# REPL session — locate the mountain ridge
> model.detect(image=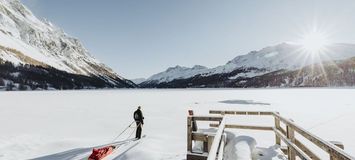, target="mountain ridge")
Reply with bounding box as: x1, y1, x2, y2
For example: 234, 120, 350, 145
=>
0, 0, 136, 90
140, 42, 355, 88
